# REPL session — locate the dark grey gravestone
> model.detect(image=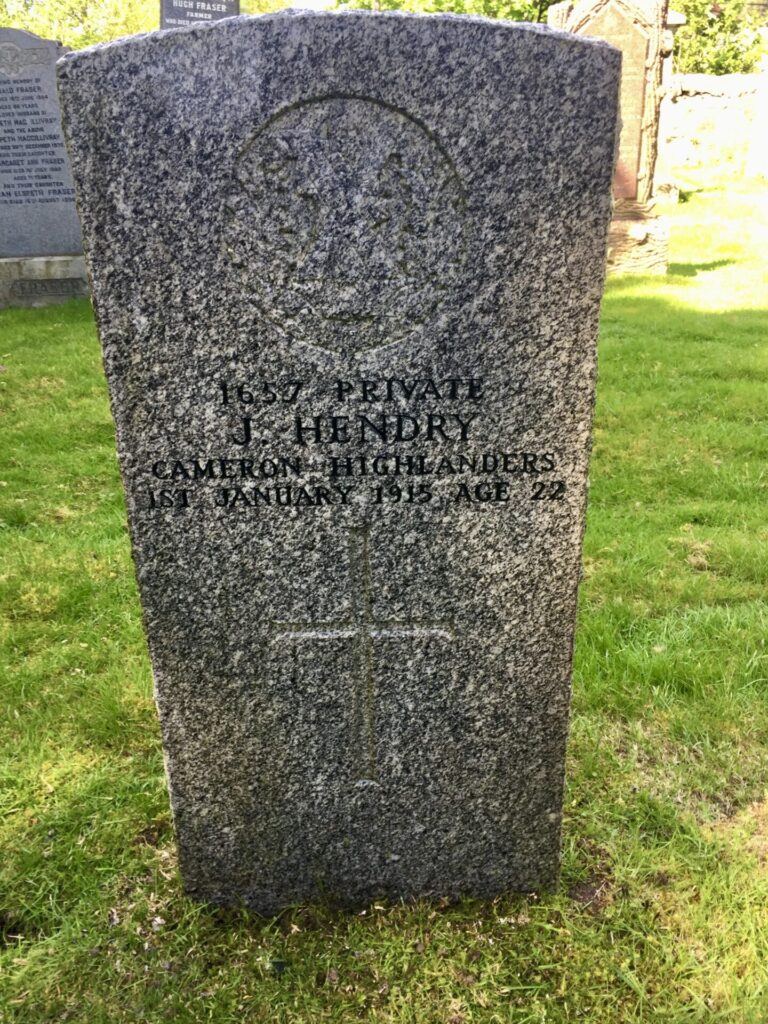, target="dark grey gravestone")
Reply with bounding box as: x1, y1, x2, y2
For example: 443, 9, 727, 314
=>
58, 12, 619, 912
0, 28, 82, 257
160, 0, 239, 30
